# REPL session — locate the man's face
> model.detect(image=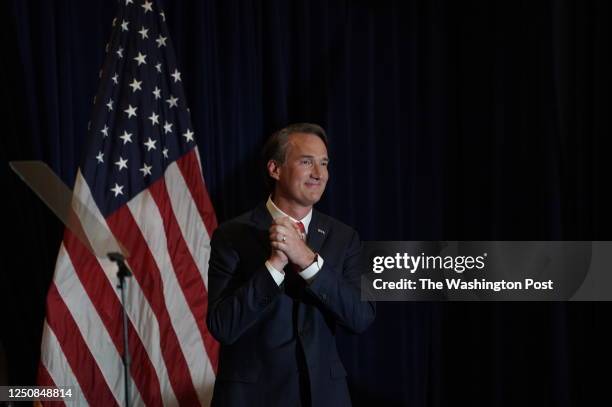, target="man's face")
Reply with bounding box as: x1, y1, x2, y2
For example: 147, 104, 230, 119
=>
270, 133, 329, 208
